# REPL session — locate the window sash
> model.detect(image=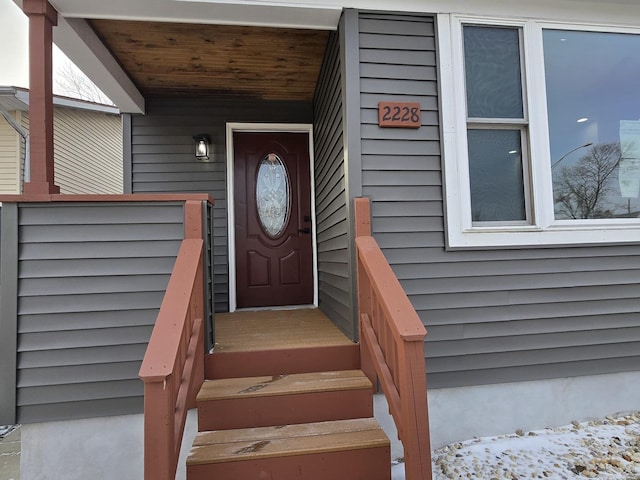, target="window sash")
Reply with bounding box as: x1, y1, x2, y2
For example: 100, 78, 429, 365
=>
463, 24, 528, 123
466, 126, 532, 225
462, 23, 532, 226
